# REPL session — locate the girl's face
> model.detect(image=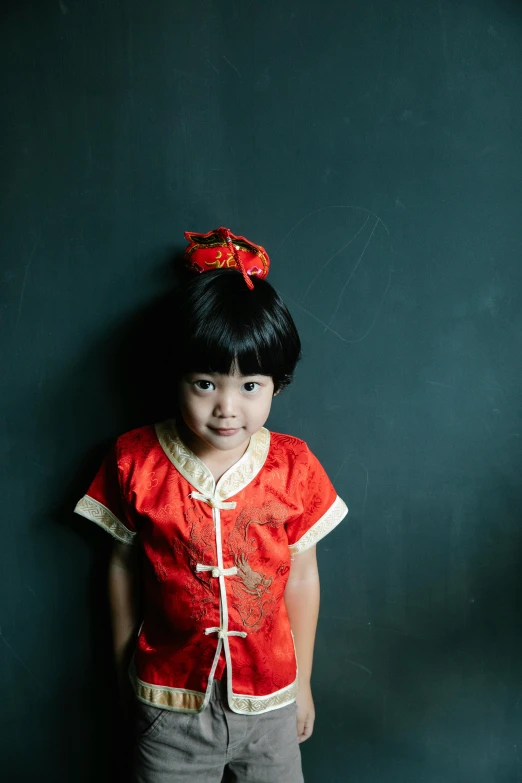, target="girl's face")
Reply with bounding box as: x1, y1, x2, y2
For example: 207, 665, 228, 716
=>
178, 369, 275, 459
